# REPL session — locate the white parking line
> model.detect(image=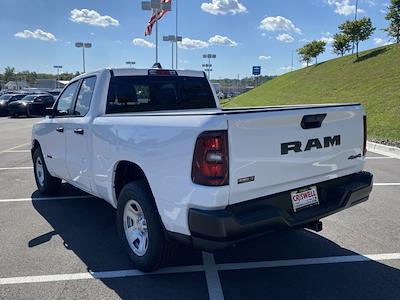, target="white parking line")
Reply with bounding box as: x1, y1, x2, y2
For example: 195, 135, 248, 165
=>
374, 183, 400, 186
2, 150, 31, 153
217, 253, 400, 271
0, 195, 95, 203
0, 265, 205, 285
0, 142, 30, 154
202, 252, 225, 300
365, 157, 393, 160
0, 166, 33, 171
0, 252, 399, 286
